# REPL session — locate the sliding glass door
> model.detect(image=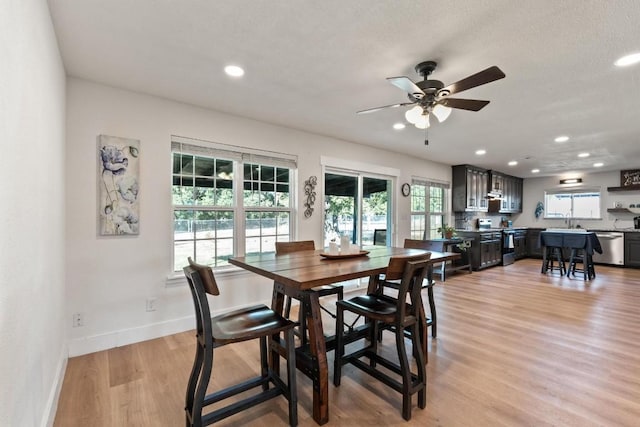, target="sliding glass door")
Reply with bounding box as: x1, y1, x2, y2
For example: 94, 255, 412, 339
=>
323, 172, 391, 247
